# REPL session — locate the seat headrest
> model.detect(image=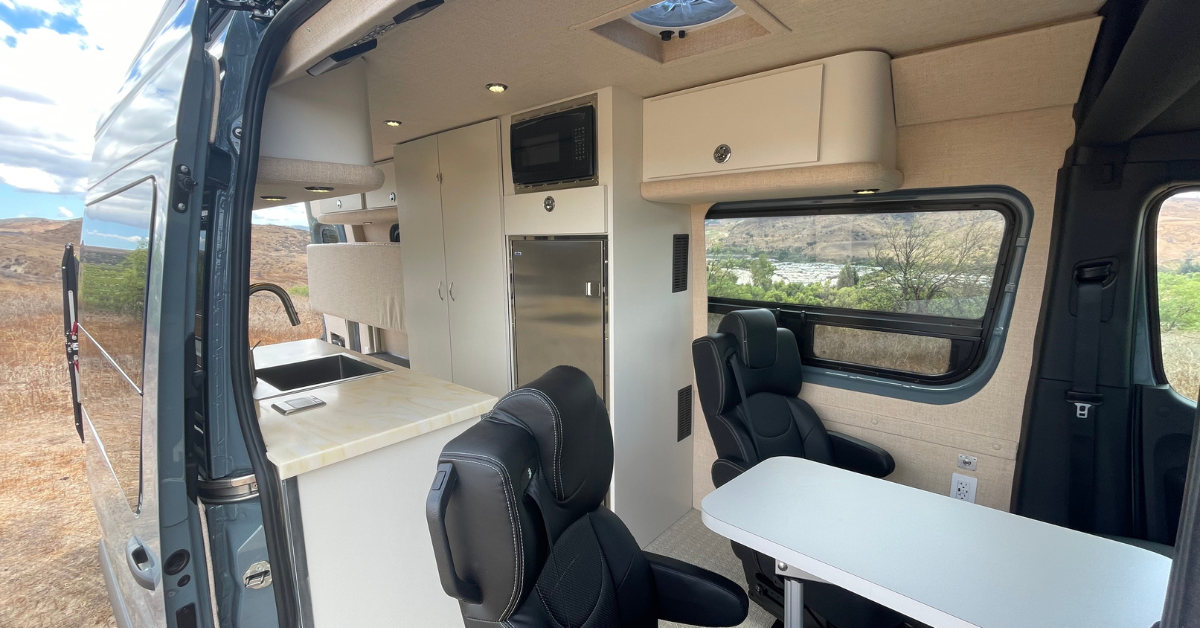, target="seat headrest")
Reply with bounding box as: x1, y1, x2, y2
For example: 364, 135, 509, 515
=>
717, 309, 779, 368
489, 365, 612, 515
